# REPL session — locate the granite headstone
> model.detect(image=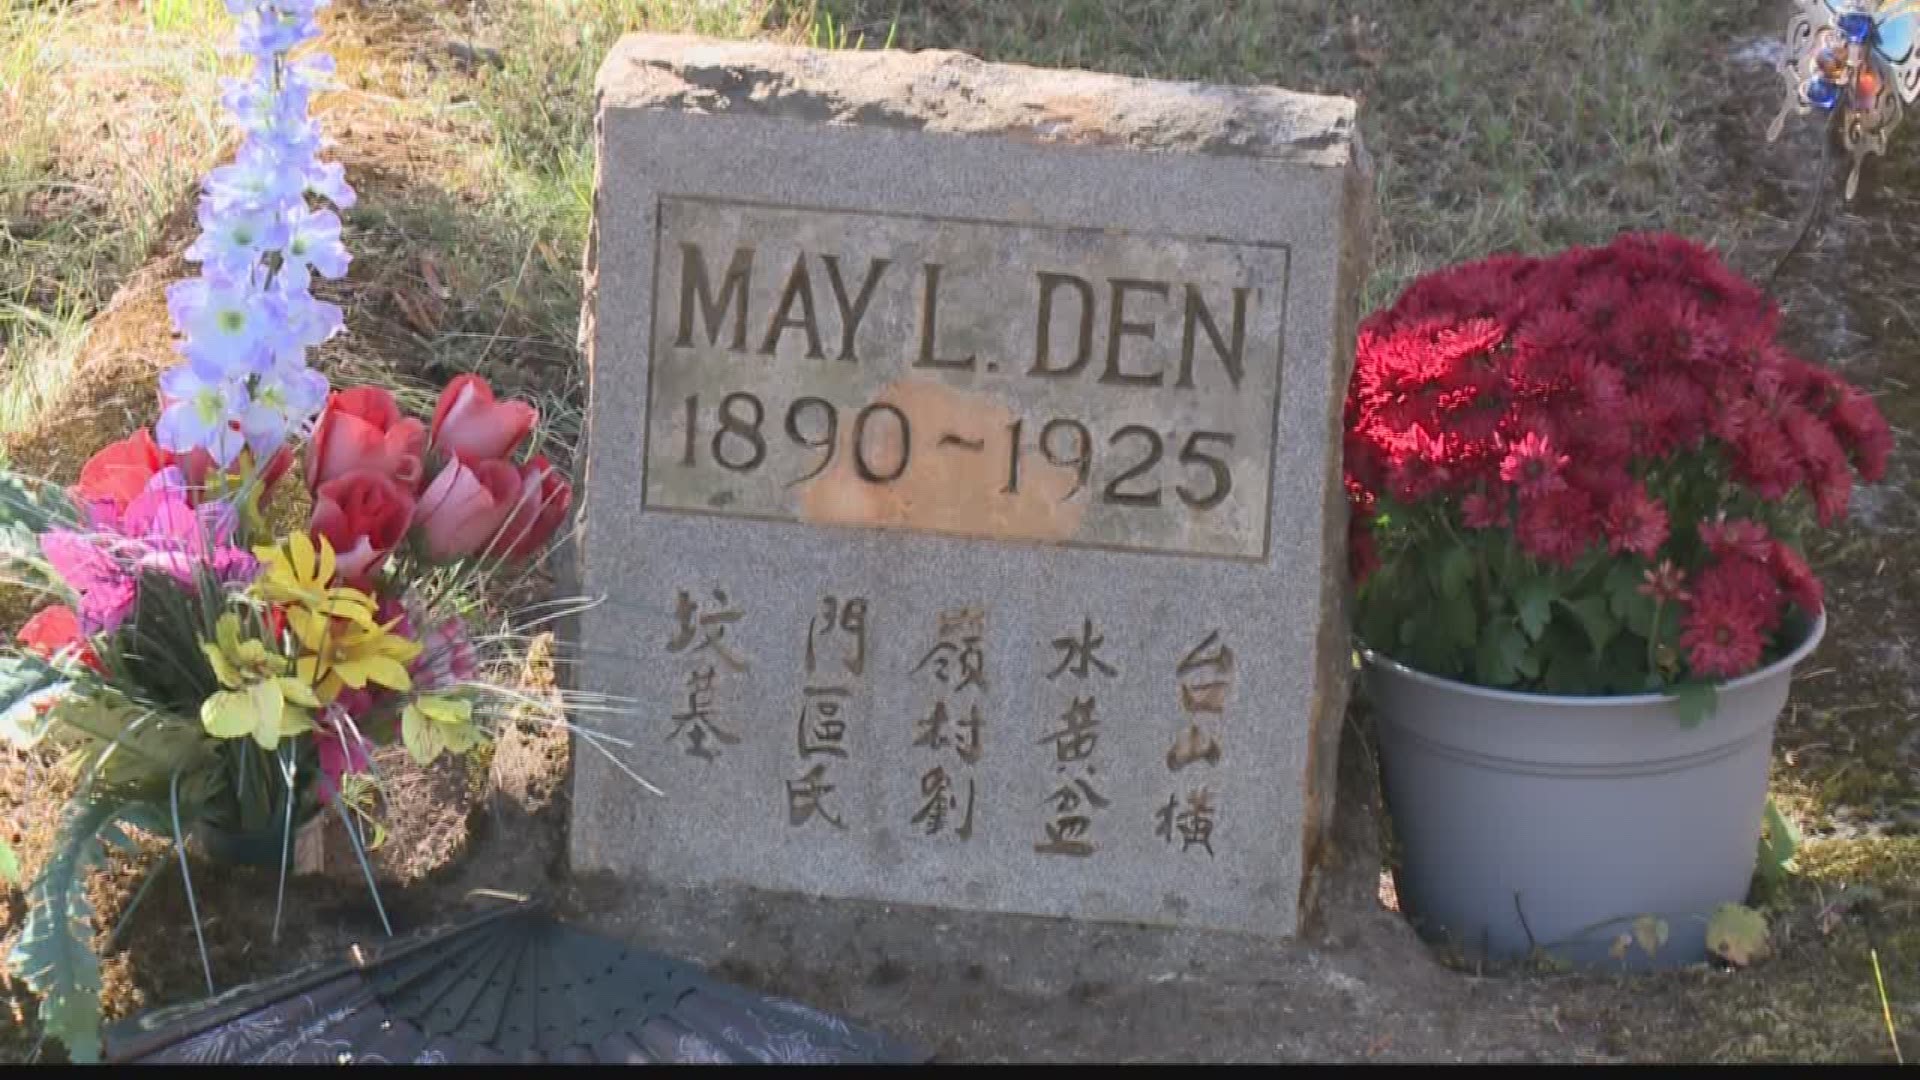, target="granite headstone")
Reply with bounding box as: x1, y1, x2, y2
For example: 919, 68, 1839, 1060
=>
571, 34, 1371, 937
